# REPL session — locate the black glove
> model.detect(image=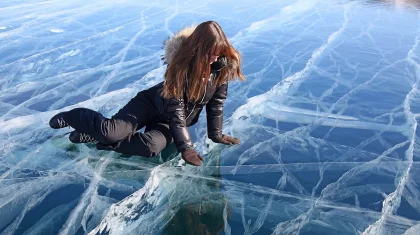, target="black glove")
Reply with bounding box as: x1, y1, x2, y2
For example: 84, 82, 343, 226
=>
182, 149, 204, 166
211, 134, 240, 145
